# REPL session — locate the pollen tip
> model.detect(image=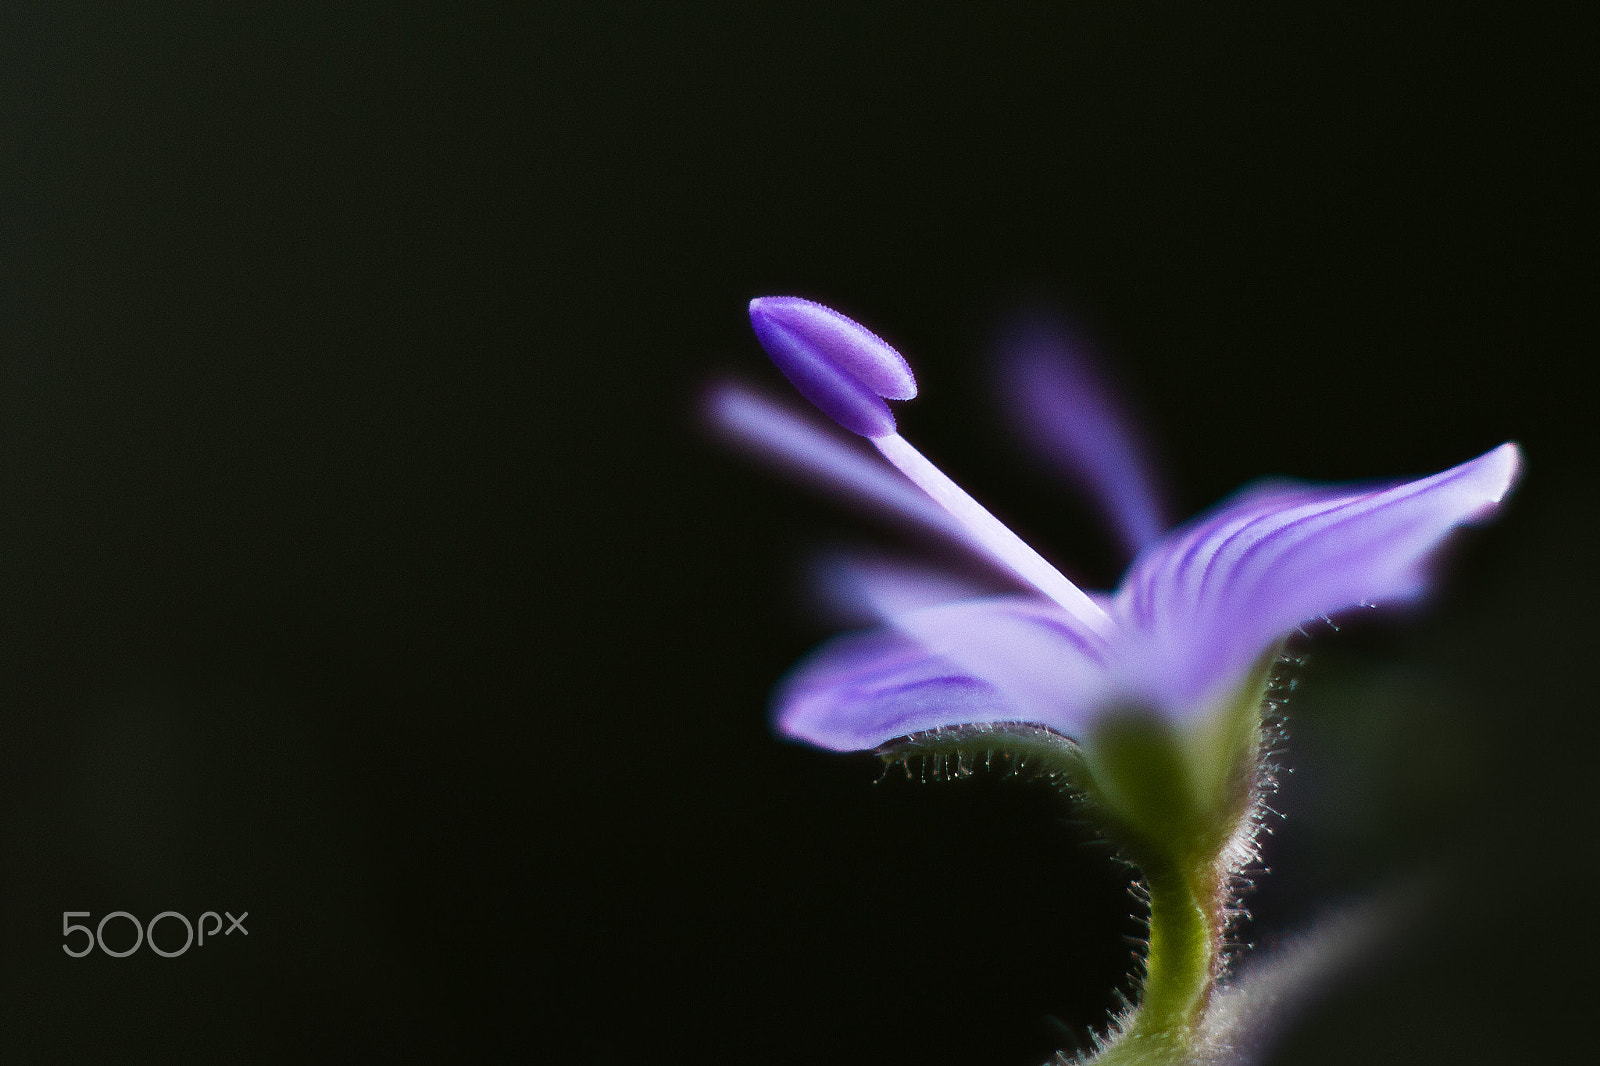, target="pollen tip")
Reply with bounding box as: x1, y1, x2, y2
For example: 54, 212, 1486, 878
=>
747, 295, 918, 438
